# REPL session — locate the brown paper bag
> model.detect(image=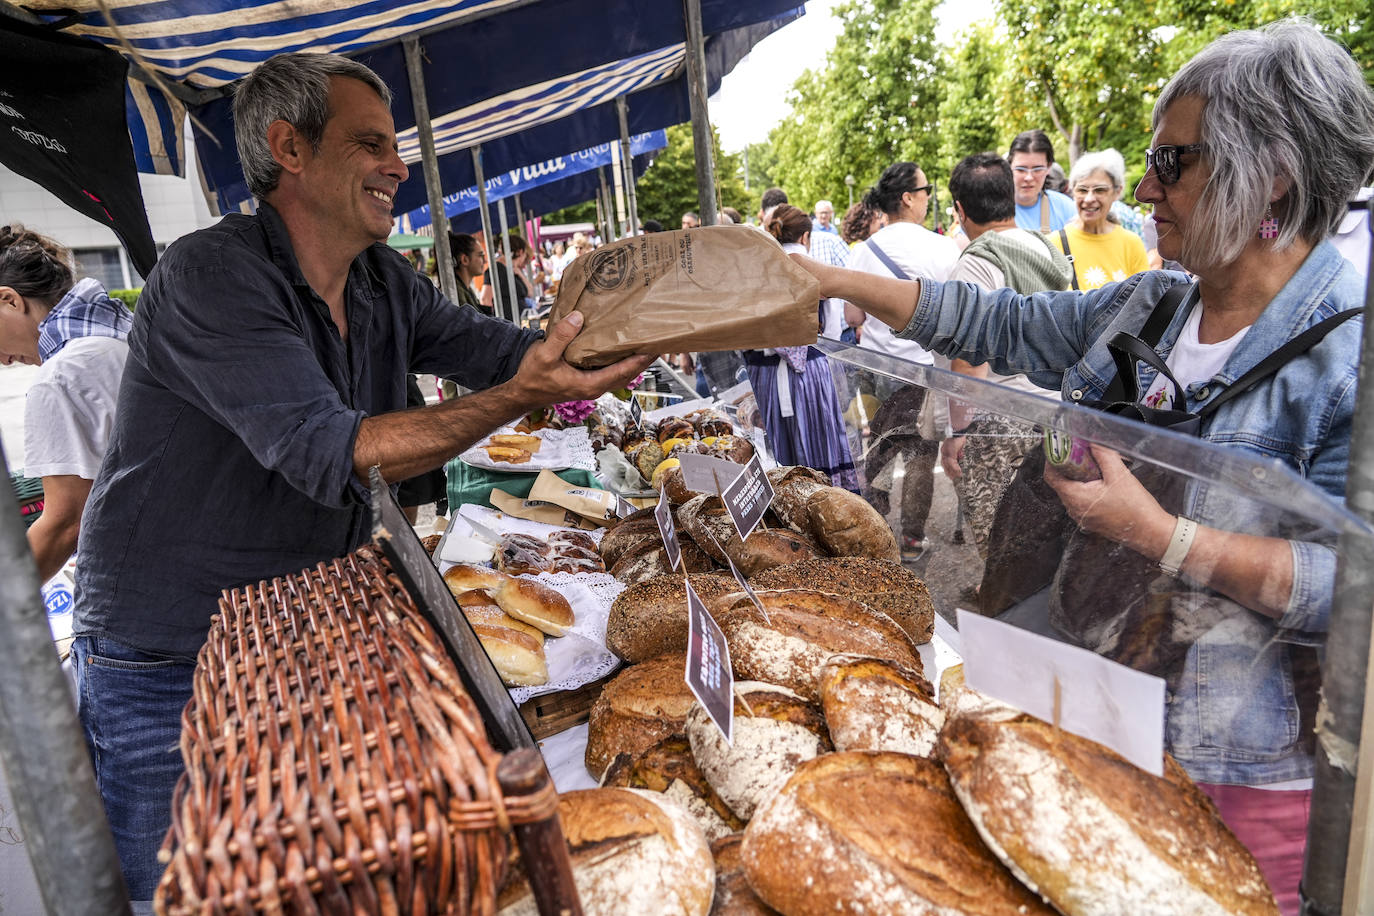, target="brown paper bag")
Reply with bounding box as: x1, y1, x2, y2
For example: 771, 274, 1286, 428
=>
549, 225, 821, 368
488, 489, 597, 529
527, 469, 620, 525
